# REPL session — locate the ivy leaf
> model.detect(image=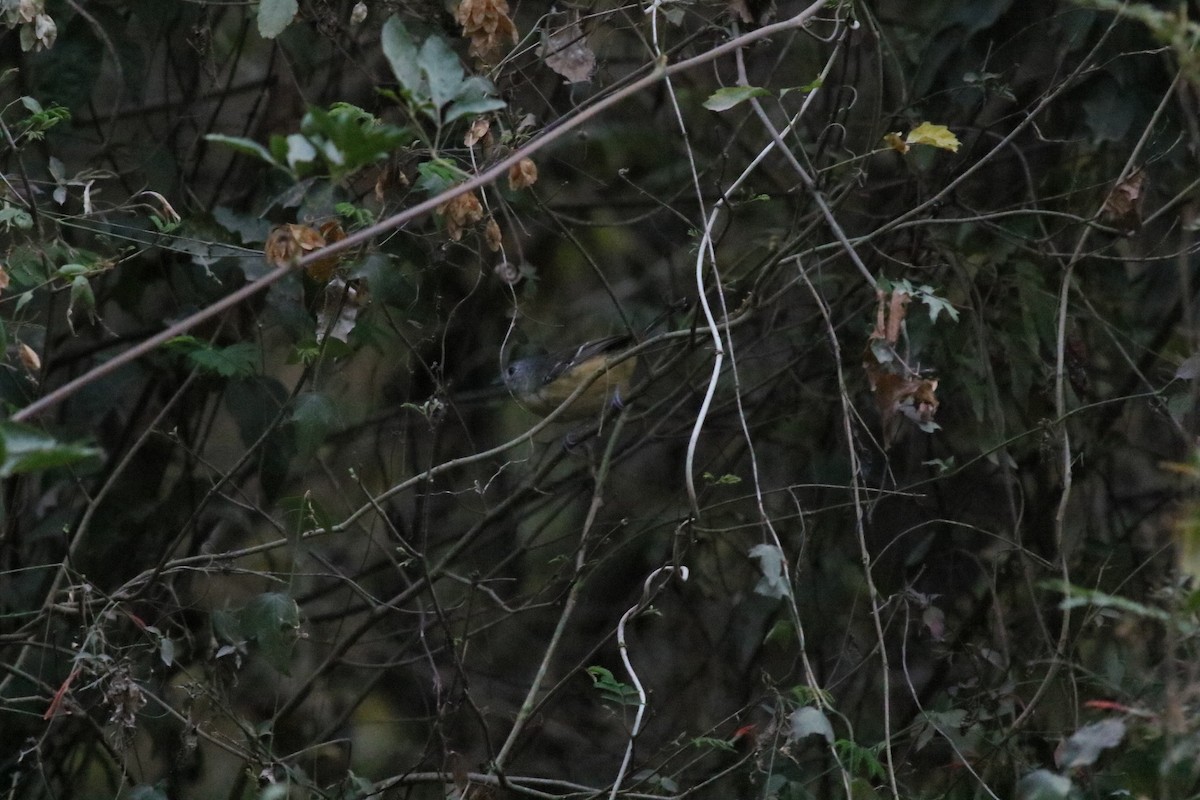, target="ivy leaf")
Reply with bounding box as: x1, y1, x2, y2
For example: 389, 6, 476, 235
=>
703, 86, 771, 112
257, 0, 298, 39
